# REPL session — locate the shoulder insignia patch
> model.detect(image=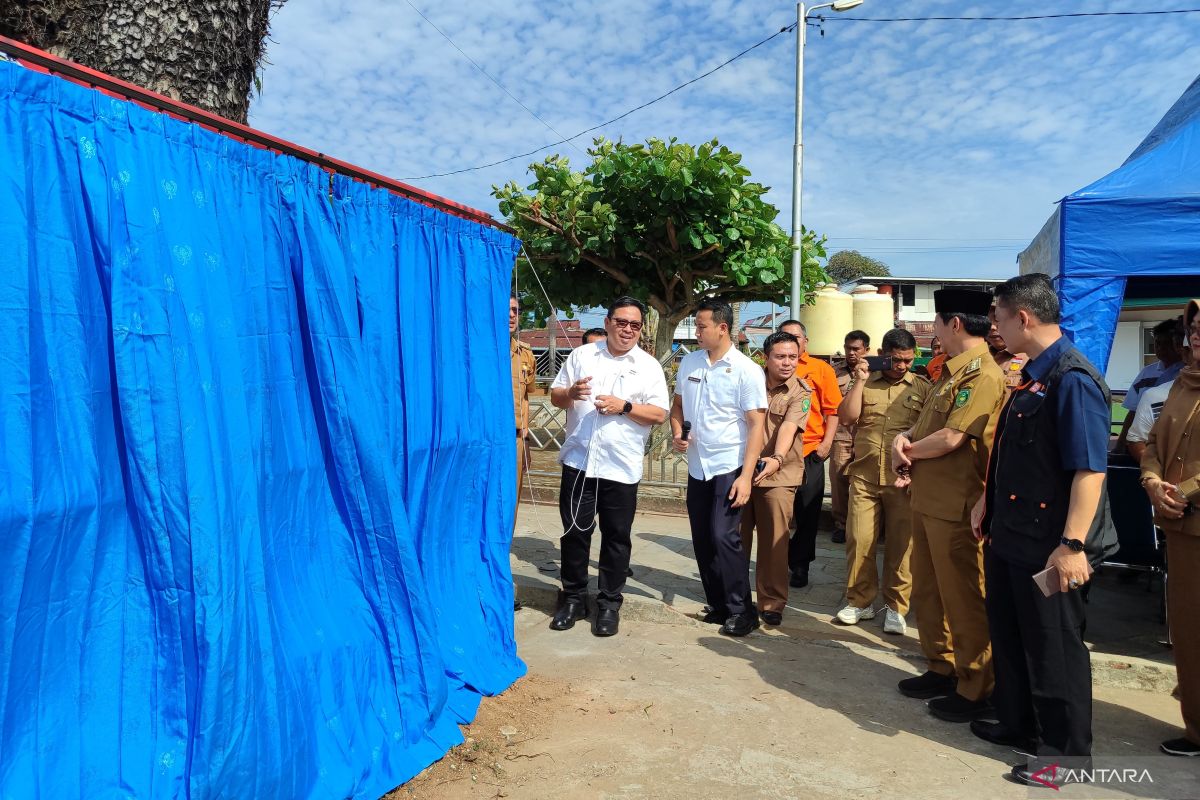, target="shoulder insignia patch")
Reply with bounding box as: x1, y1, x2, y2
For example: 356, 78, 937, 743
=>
965, 357, 982, 374
954, 388, 971, 408
801, 397, 811, 414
